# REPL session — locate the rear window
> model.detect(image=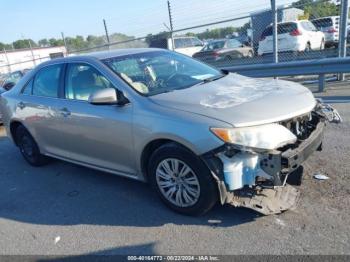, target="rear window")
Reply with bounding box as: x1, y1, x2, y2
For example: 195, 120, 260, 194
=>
202, 40, 226, 51
278, 23, 297, 34
261, 23, 297, 38
312, 18, 333, 29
